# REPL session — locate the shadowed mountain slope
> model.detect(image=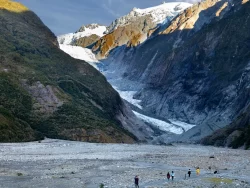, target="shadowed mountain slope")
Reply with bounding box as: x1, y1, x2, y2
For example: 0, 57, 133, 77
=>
99, 0, 250, 142
201, 104, 250, 149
